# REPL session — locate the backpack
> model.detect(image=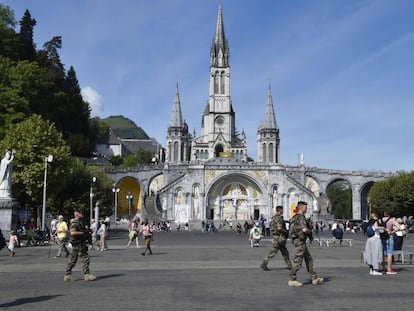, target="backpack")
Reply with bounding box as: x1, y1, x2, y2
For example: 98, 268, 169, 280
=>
366, 225, 375, 238
379, 217, 391, 240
